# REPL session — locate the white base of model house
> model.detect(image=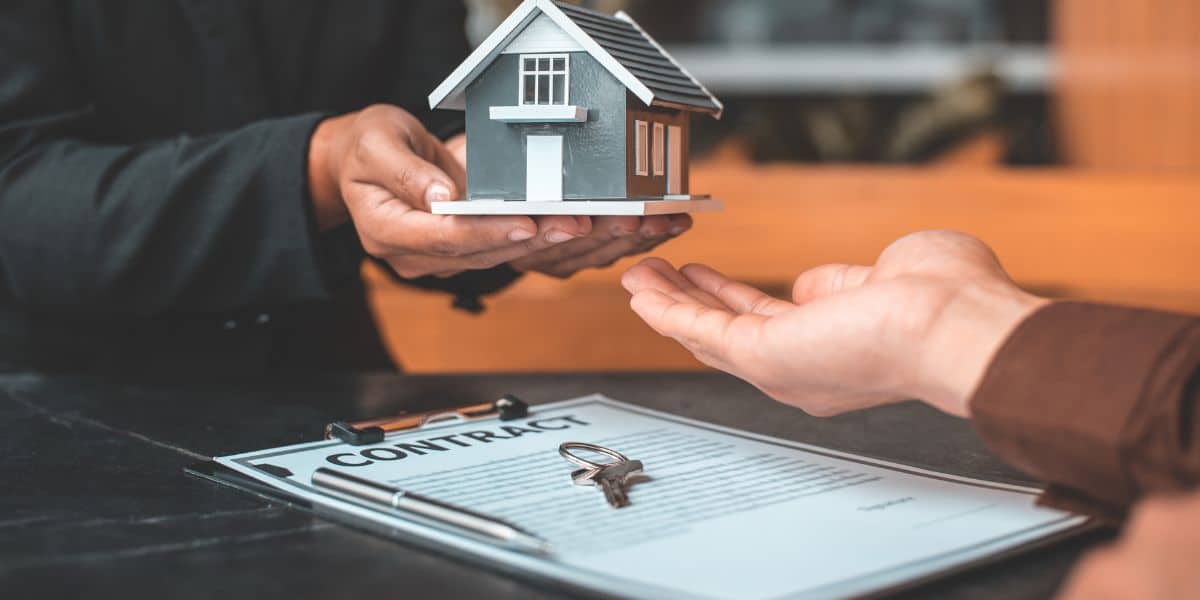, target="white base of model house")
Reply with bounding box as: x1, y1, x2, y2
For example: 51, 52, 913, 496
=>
431, 196, 723, 216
